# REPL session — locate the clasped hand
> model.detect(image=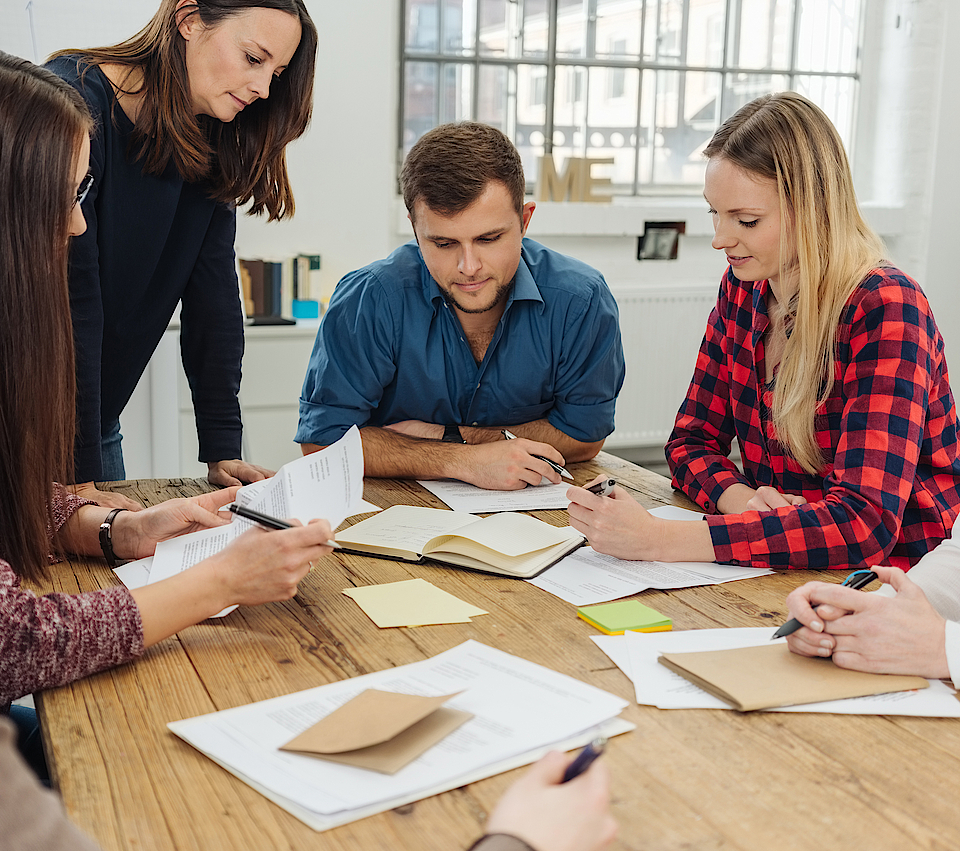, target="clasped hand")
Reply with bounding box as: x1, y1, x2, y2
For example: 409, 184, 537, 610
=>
784, 565, 950, 678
